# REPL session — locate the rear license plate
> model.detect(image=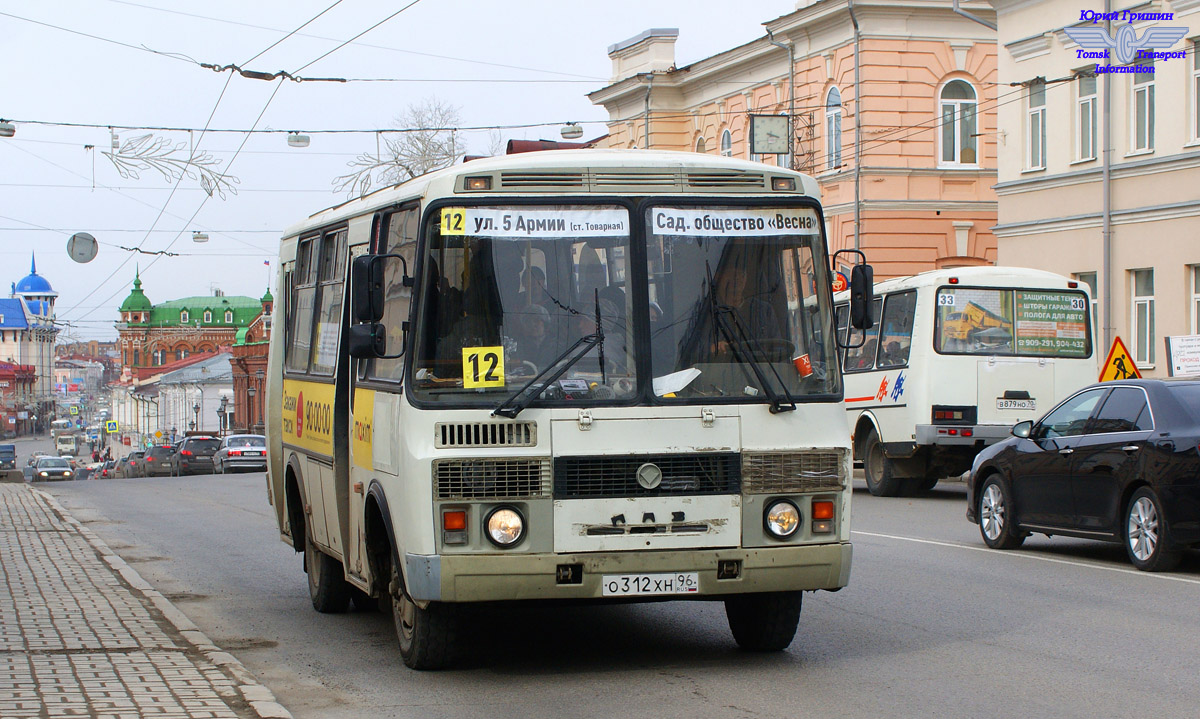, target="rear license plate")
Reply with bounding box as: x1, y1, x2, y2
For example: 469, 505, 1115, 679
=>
997, 399, 1036, 411
601, 572, 699, 597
